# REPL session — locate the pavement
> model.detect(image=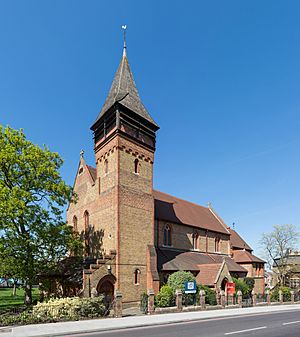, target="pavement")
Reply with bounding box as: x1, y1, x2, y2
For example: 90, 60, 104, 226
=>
0, 304, 300, 337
